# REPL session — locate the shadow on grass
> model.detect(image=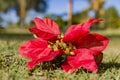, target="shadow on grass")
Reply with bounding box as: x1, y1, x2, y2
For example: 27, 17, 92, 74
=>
0, 33, 33, 41
100, 62, 120, 69
98, 62, 120, 74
